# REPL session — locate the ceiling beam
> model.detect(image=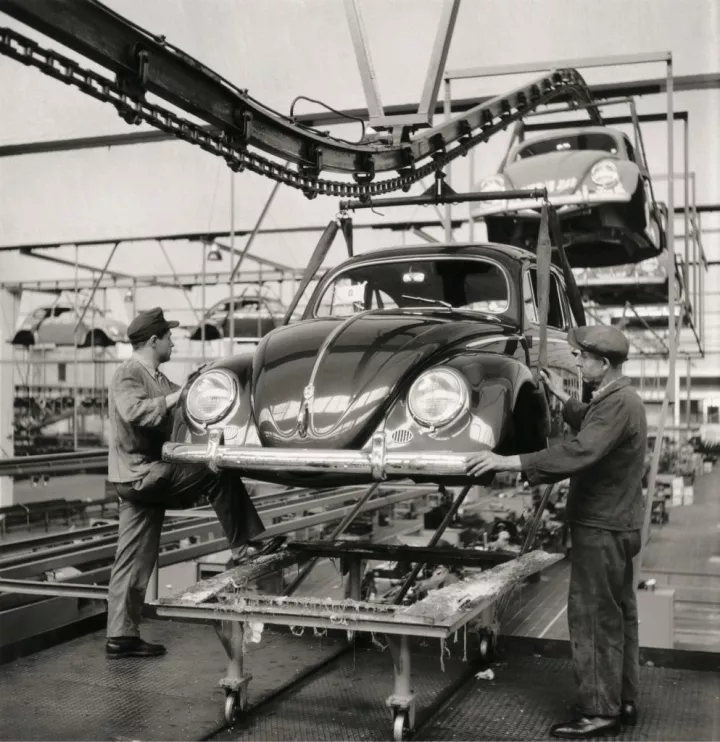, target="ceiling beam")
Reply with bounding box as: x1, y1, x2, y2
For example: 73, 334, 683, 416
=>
21, 248, 135, 280
213, 240, 295, 272
0, 73, 717, 158
0, 269, 300, 294
0, 221, 464, 252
